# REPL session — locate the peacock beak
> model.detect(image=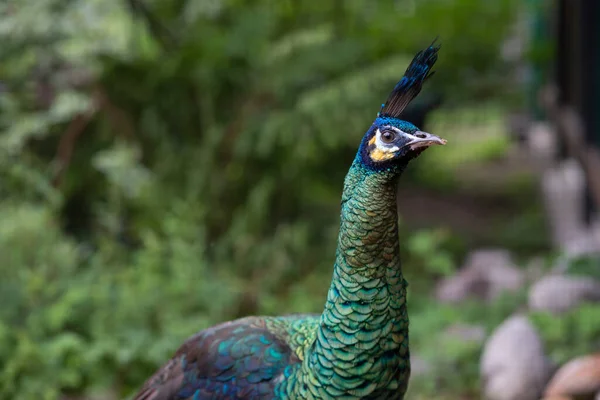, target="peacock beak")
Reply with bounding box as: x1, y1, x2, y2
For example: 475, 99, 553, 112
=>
405, 131, 447, 151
